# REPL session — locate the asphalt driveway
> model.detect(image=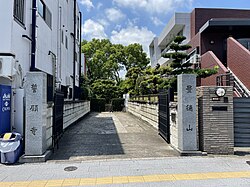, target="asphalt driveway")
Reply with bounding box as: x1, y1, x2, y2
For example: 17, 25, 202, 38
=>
50, 112, 178, 161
